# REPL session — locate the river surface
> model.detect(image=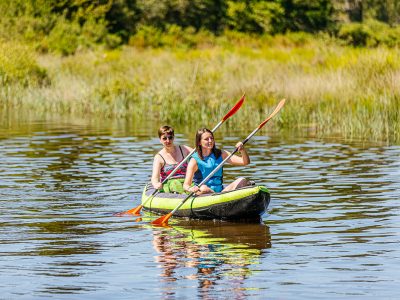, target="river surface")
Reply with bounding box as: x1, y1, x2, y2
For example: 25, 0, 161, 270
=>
1, 116, 399, 299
